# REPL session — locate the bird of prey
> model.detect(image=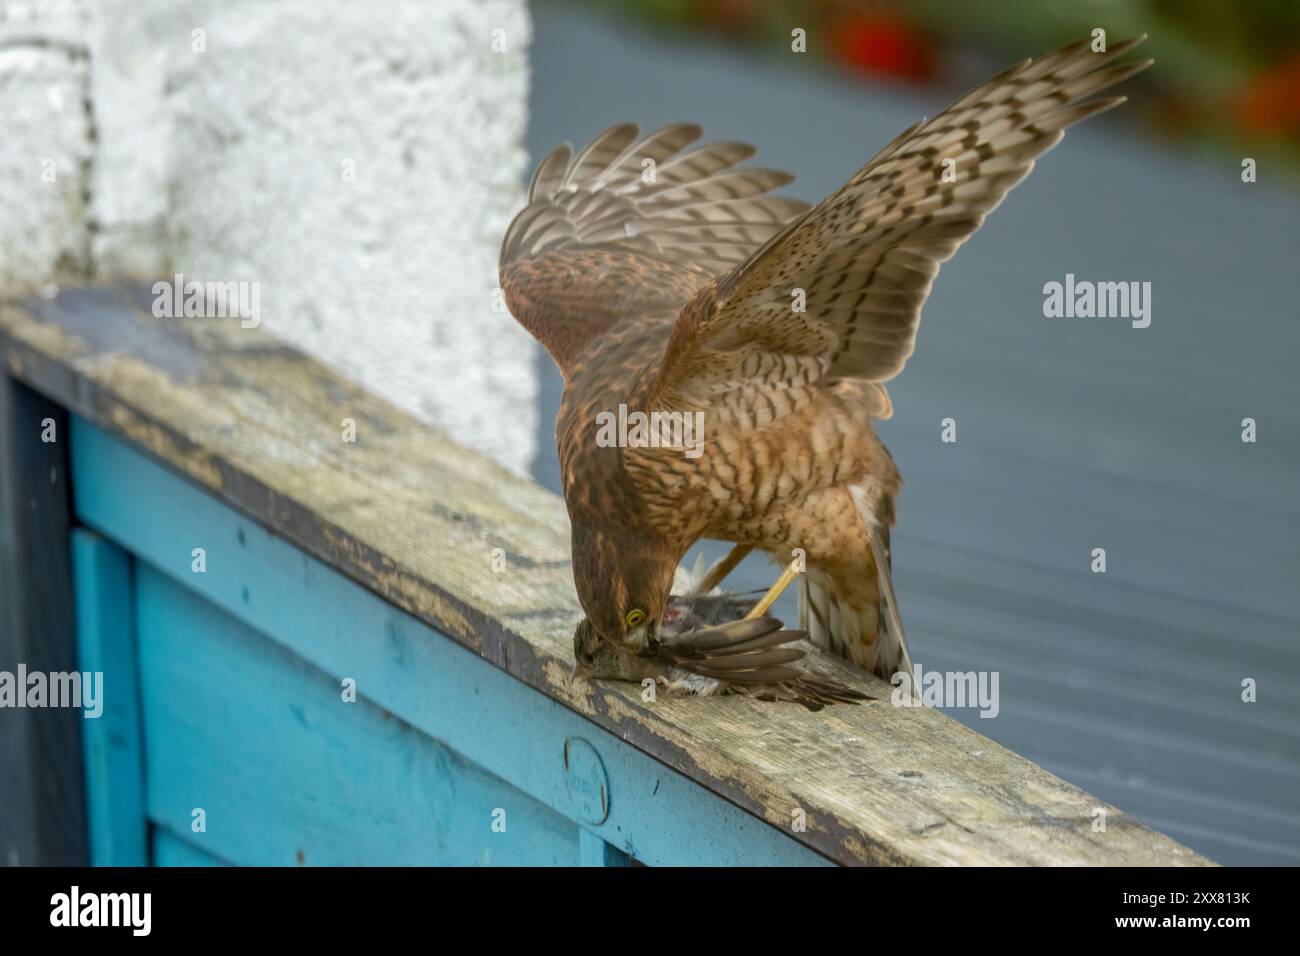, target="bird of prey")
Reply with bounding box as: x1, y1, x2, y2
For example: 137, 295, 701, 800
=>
501, 36, 1151, 688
